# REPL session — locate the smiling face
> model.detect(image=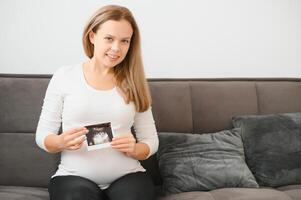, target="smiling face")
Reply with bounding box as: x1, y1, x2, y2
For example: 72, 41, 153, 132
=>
89, 19, 133, 69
